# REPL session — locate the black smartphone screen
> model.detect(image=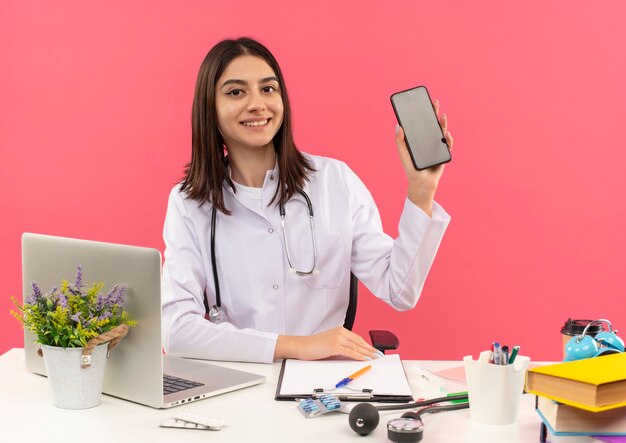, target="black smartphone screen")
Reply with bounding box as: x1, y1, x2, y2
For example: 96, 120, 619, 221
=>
390, 86, 451, 170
